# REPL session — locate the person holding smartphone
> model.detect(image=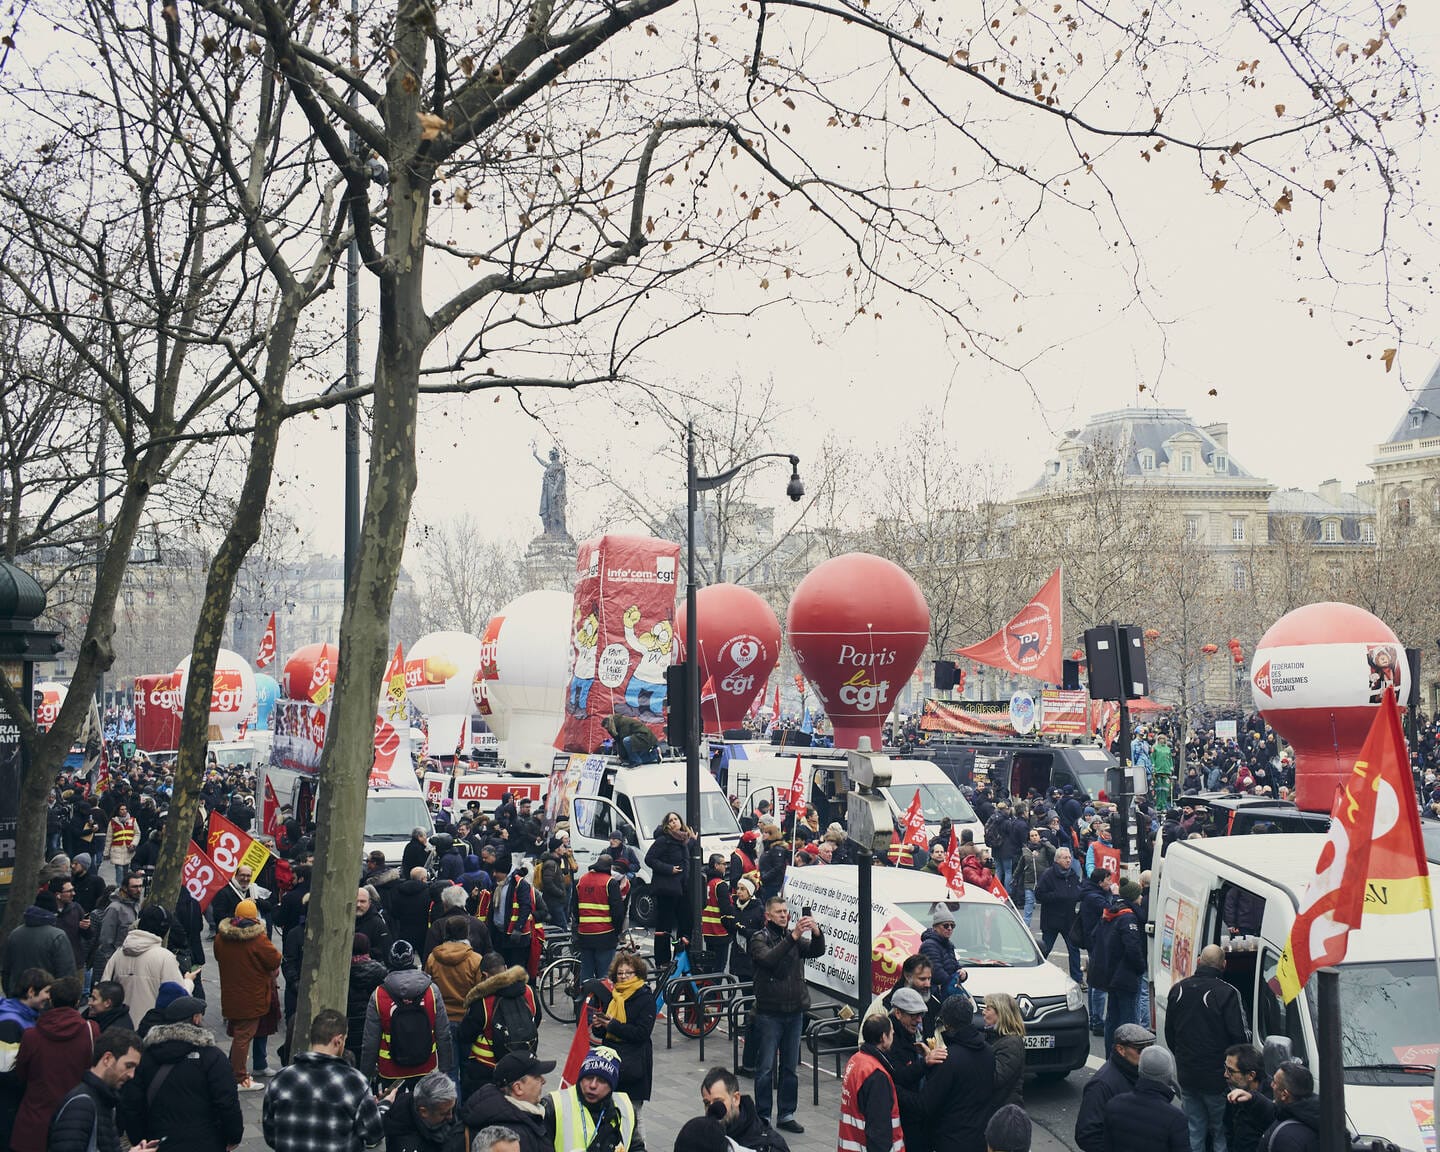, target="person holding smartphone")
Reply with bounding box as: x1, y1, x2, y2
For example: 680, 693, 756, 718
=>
747, 896, 825, 1135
